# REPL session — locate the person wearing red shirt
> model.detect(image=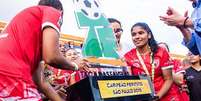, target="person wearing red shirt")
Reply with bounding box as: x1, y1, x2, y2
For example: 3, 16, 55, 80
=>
158, 42, 190, 101
47, 48, 82, 86
124, 22, 182, 101
172, 59, 190, 101
0, 0, 89, 100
